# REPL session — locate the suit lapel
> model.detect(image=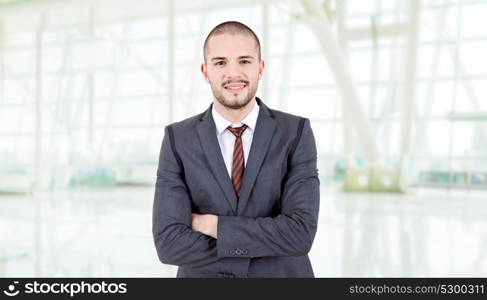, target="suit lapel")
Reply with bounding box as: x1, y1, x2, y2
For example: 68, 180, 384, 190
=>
237, 98, 276, 213
196, 105, 238, 214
